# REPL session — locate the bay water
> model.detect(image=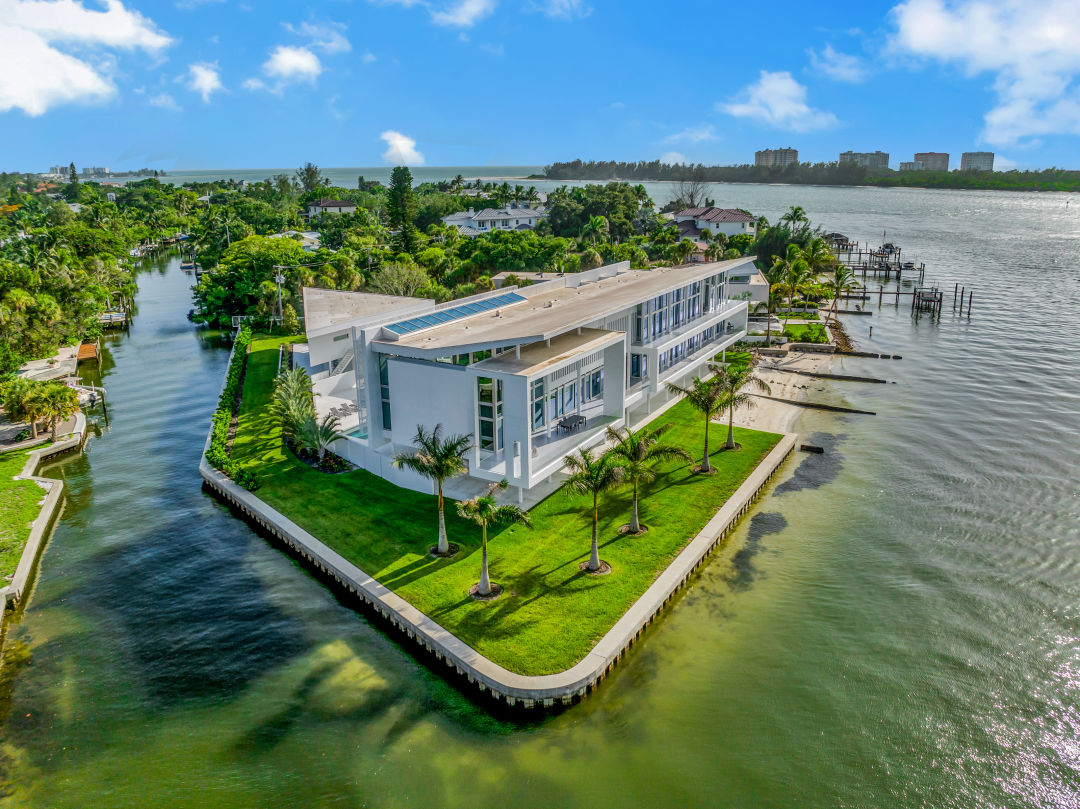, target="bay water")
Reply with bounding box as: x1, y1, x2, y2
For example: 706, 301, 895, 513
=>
1, 182, 1078, 808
